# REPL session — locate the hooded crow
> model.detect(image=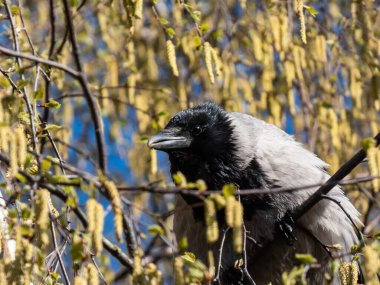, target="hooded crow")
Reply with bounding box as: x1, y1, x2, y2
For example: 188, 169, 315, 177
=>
148, 102, 361, 284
